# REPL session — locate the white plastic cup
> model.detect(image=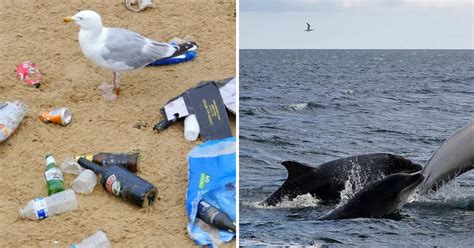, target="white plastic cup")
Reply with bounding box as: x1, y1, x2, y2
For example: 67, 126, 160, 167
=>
60, 157, 84, 175
184, 114, 200, 141
72, 169, 97, 194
